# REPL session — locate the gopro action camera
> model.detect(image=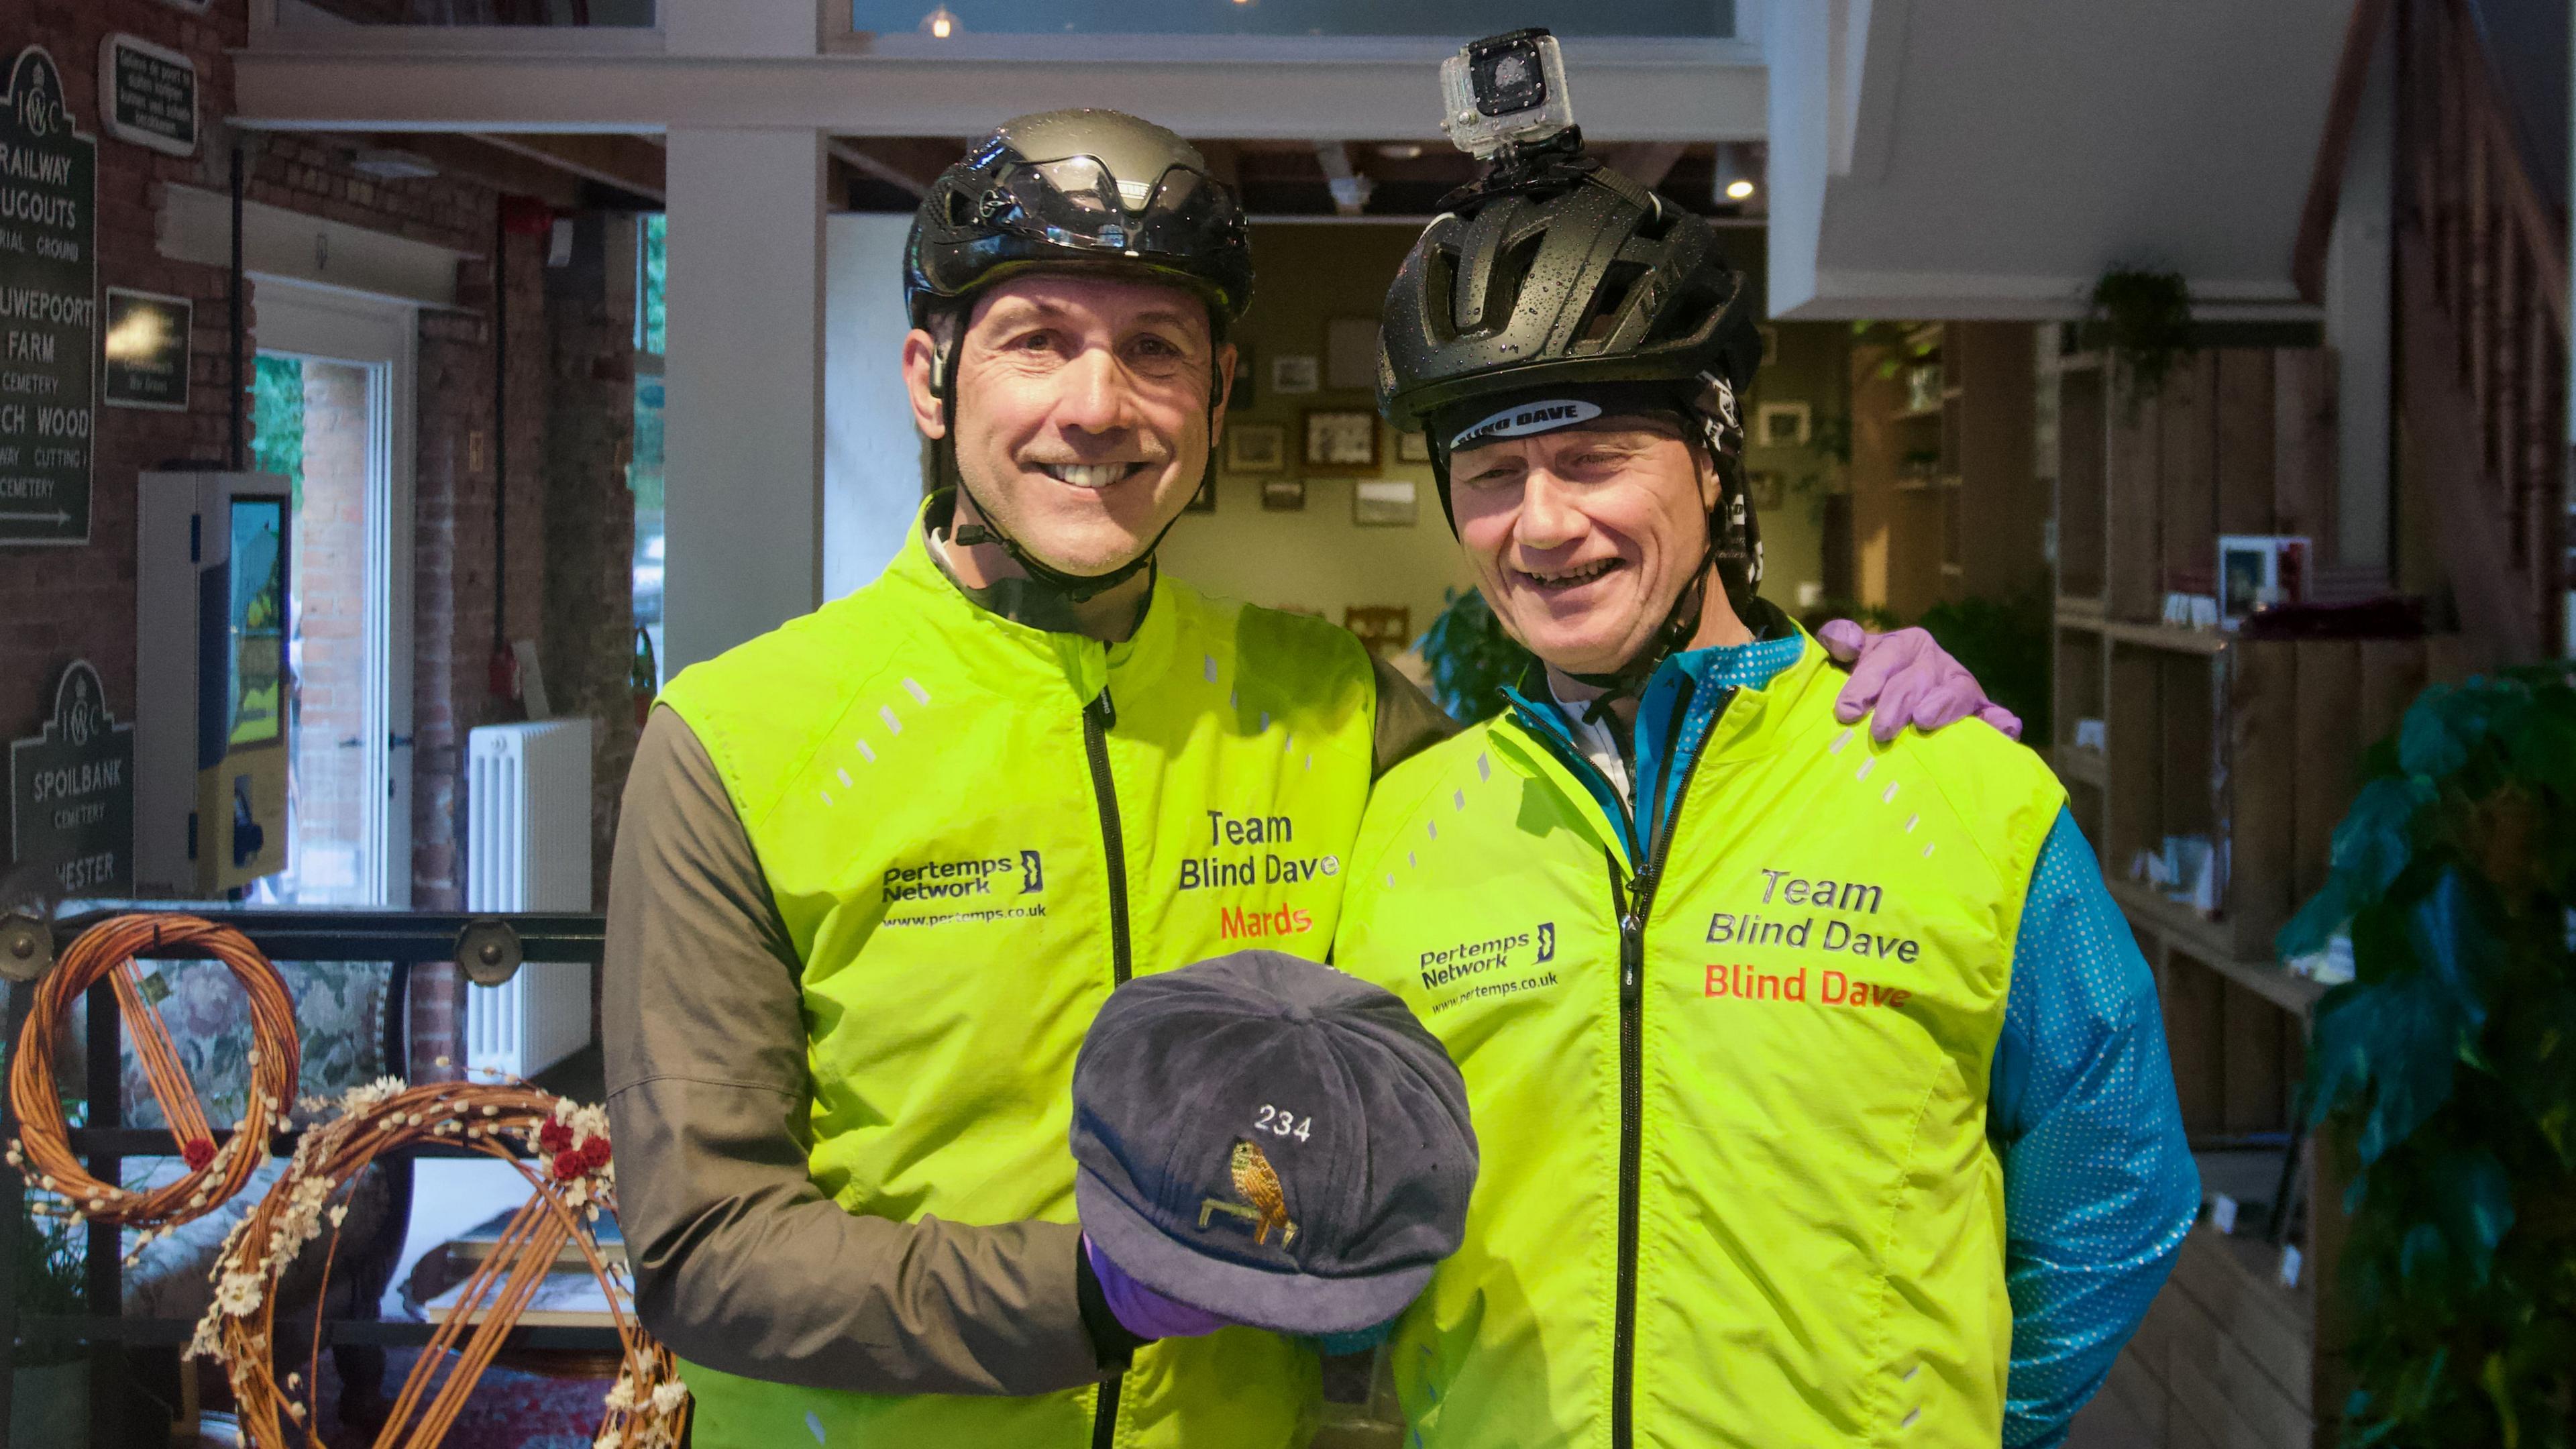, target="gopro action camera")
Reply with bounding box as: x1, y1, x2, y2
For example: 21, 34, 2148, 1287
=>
1440, 29, 1576, 160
